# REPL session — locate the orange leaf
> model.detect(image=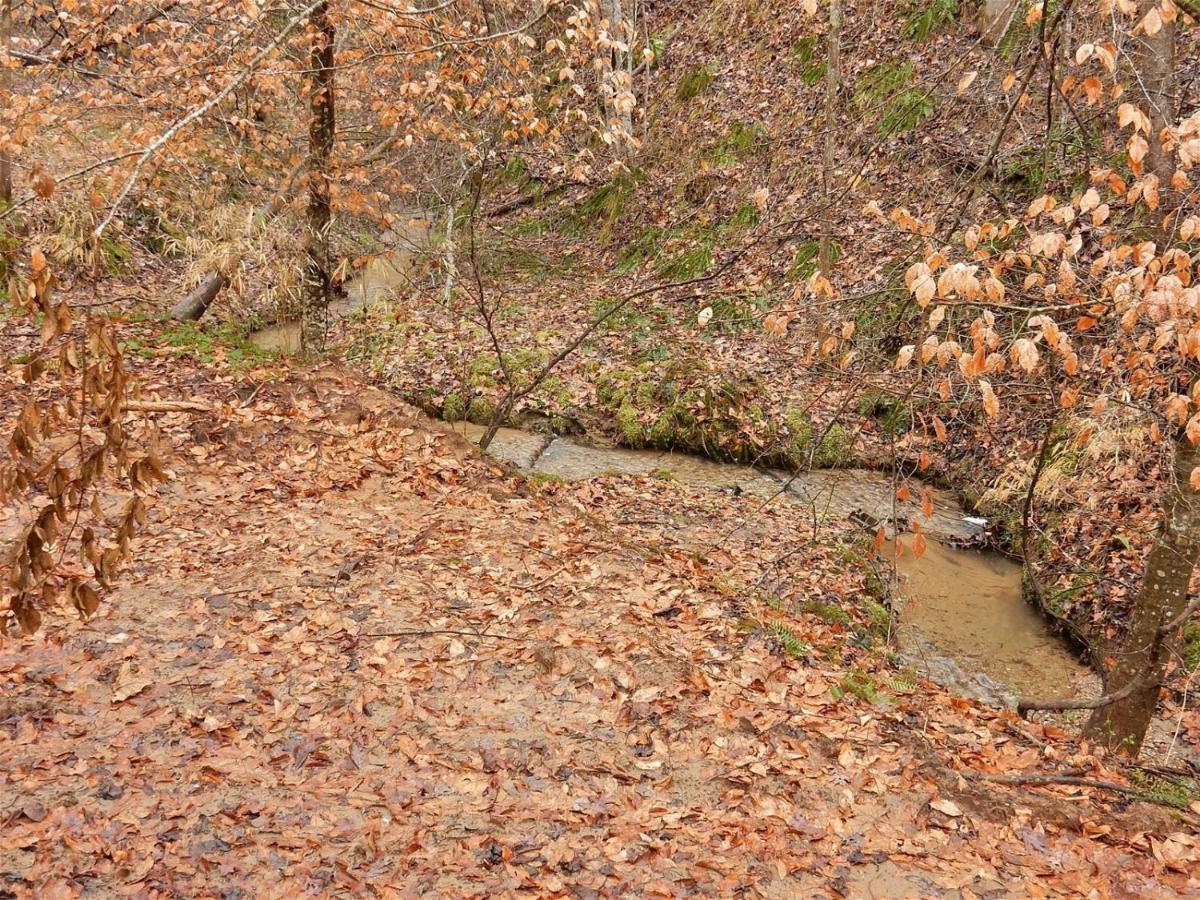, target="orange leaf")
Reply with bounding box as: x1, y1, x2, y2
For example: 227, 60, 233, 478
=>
912, 532, 928, 560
